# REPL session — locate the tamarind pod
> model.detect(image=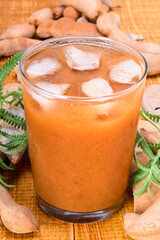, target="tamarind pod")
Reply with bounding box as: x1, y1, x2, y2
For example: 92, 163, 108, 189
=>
53, 5, 66, 20
58, 0, 102, 19
36, 18, 102, 39
96, 13, 160, 54
0, 23, 36, 40
63, 6, 80, 20
0, 38, 41, 57
0, 184, 39, 233
29, 8, 53, 27
124, 32, 145, 41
